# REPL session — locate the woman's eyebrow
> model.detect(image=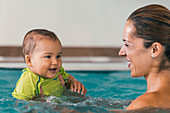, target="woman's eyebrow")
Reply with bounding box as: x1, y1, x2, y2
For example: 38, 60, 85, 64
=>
123, 39, 130, 42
